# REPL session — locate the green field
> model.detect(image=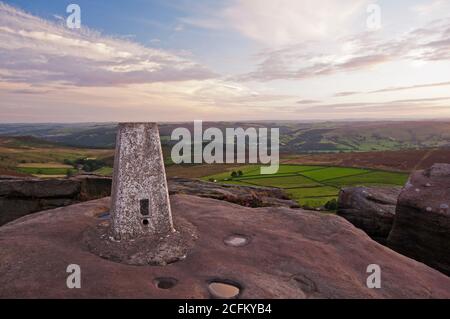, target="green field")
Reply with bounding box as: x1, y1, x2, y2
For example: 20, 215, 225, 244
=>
94, 166, 114, 176
203, 165, 408, 209
16, 167, 77, 176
